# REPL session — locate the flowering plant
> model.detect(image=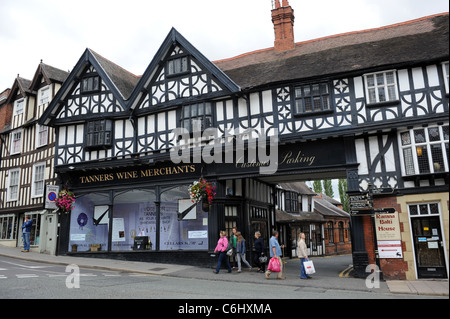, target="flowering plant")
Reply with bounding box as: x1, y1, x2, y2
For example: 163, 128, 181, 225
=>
56, 189, 75, 214
188, 178, 216, 205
